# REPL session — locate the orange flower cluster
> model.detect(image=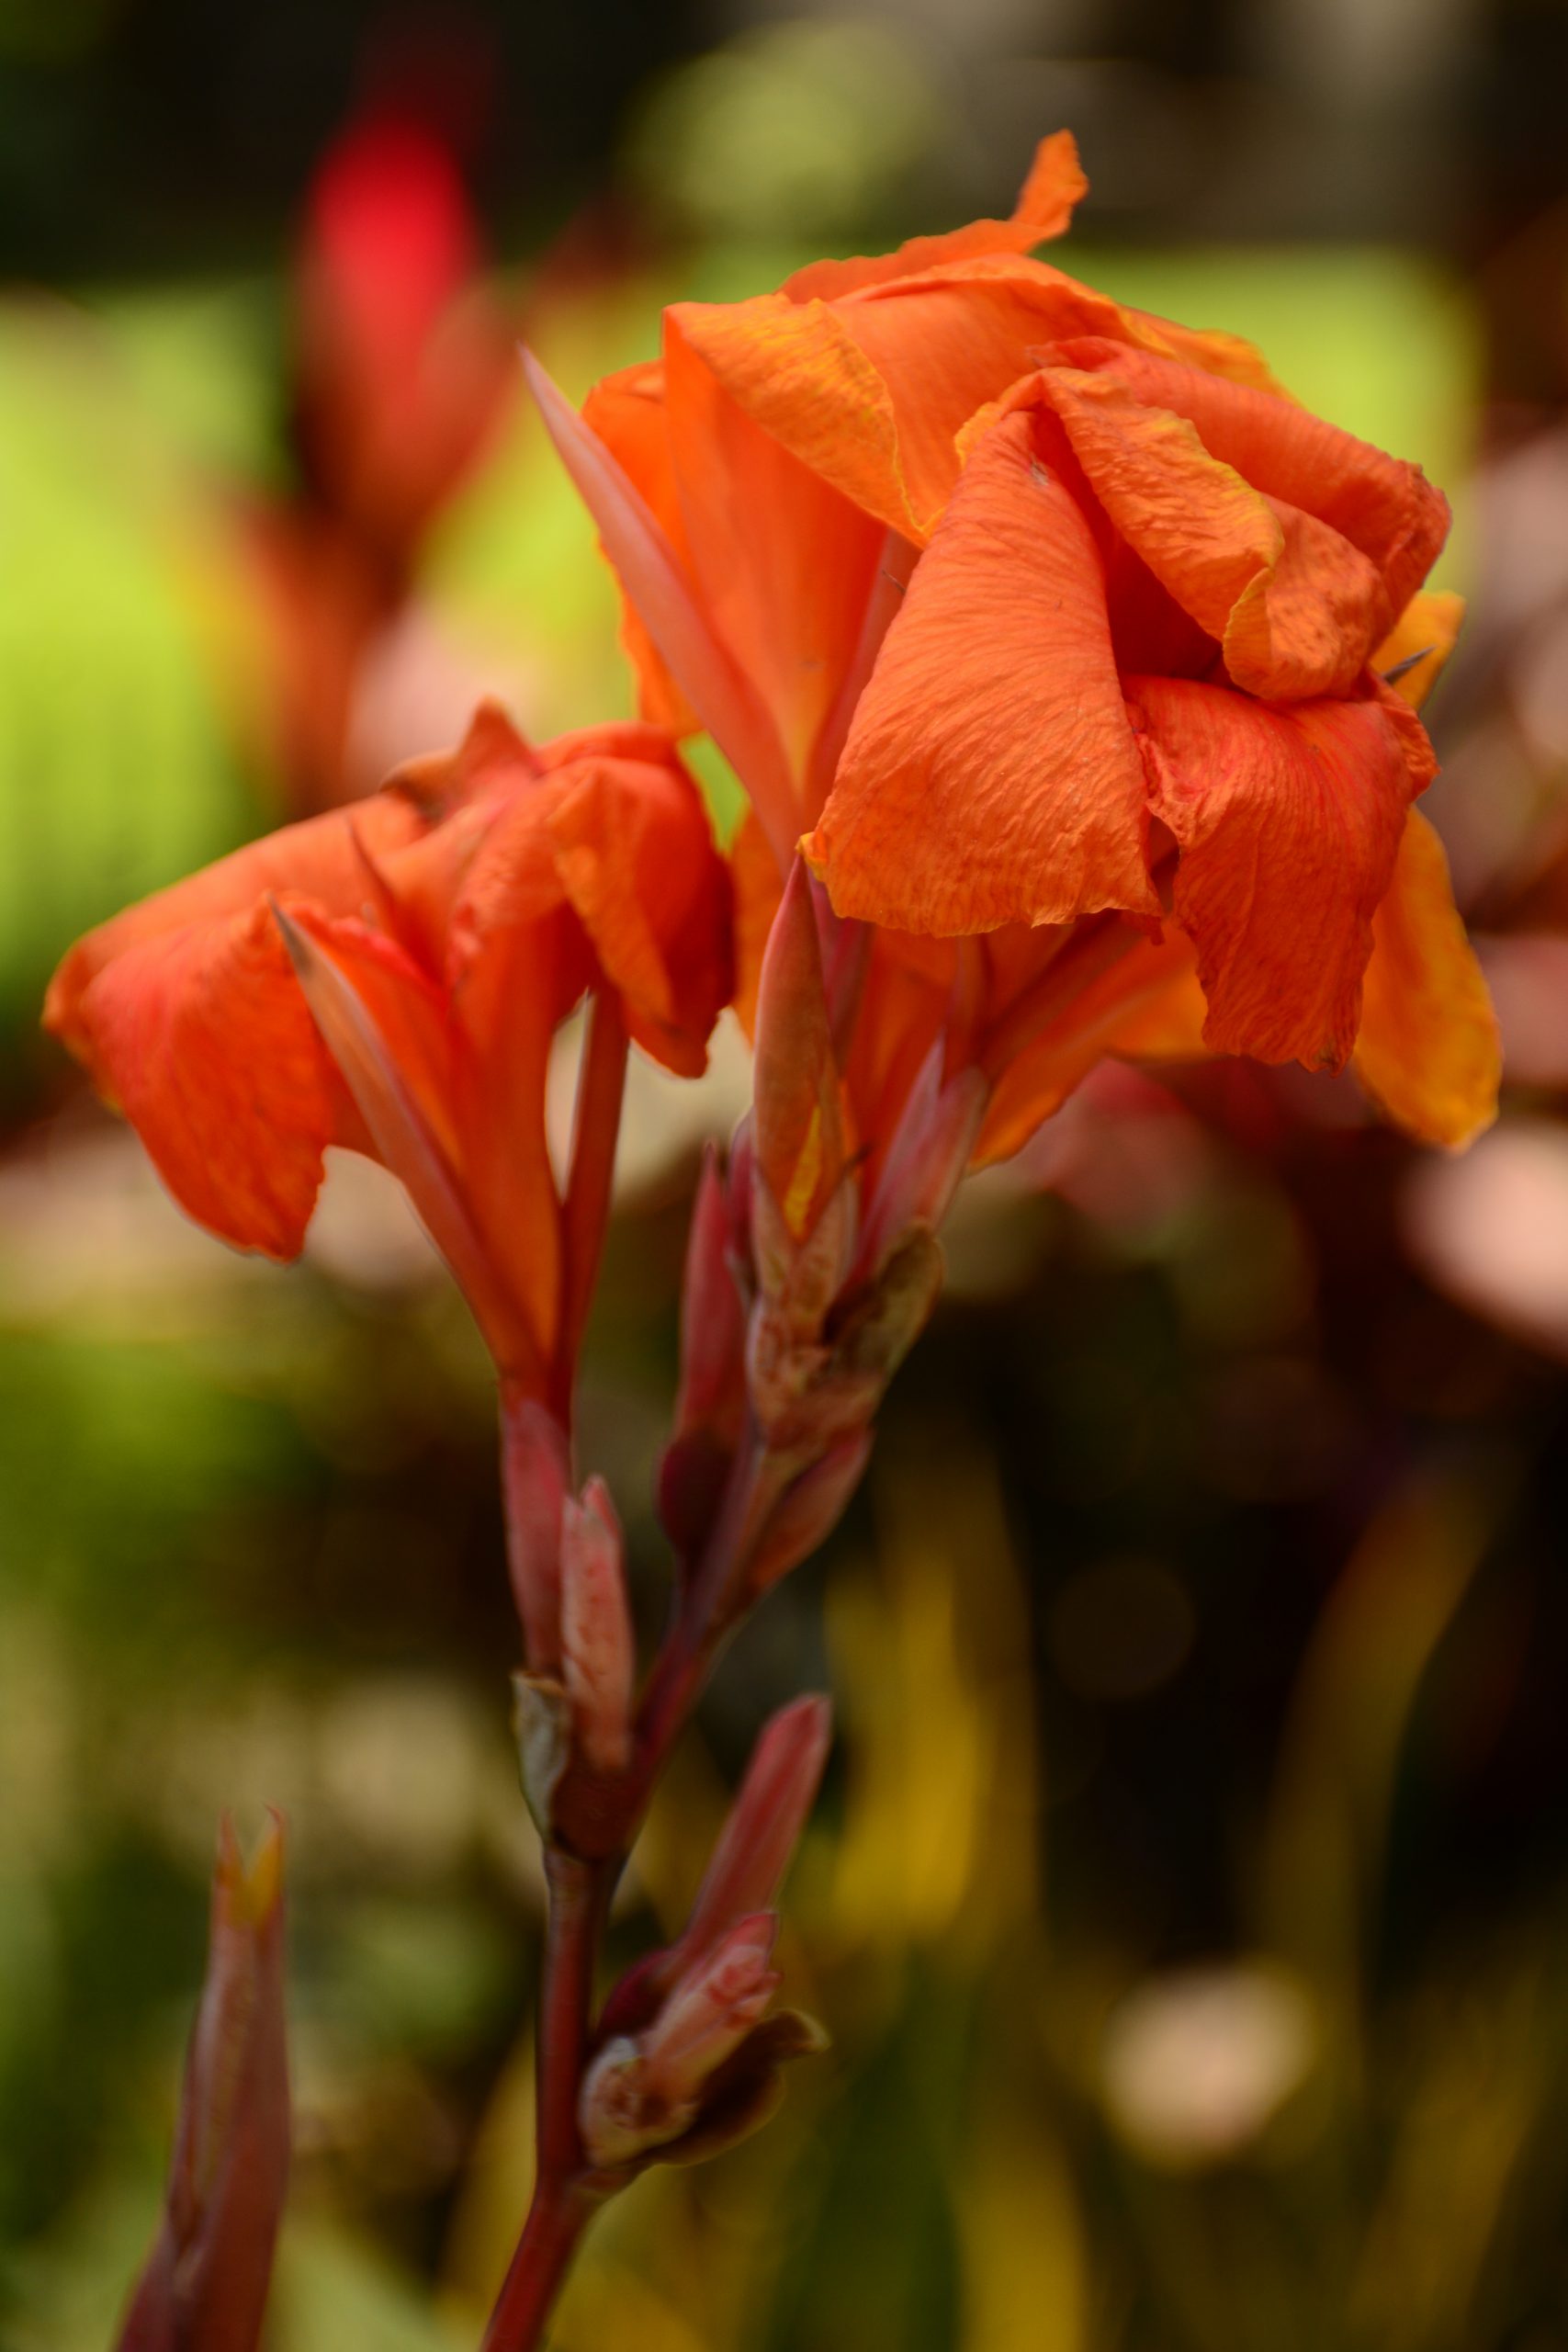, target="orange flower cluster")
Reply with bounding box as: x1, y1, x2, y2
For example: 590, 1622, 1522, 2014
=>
541, 129, 1497, 1157
48, 127, 1500, 1439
